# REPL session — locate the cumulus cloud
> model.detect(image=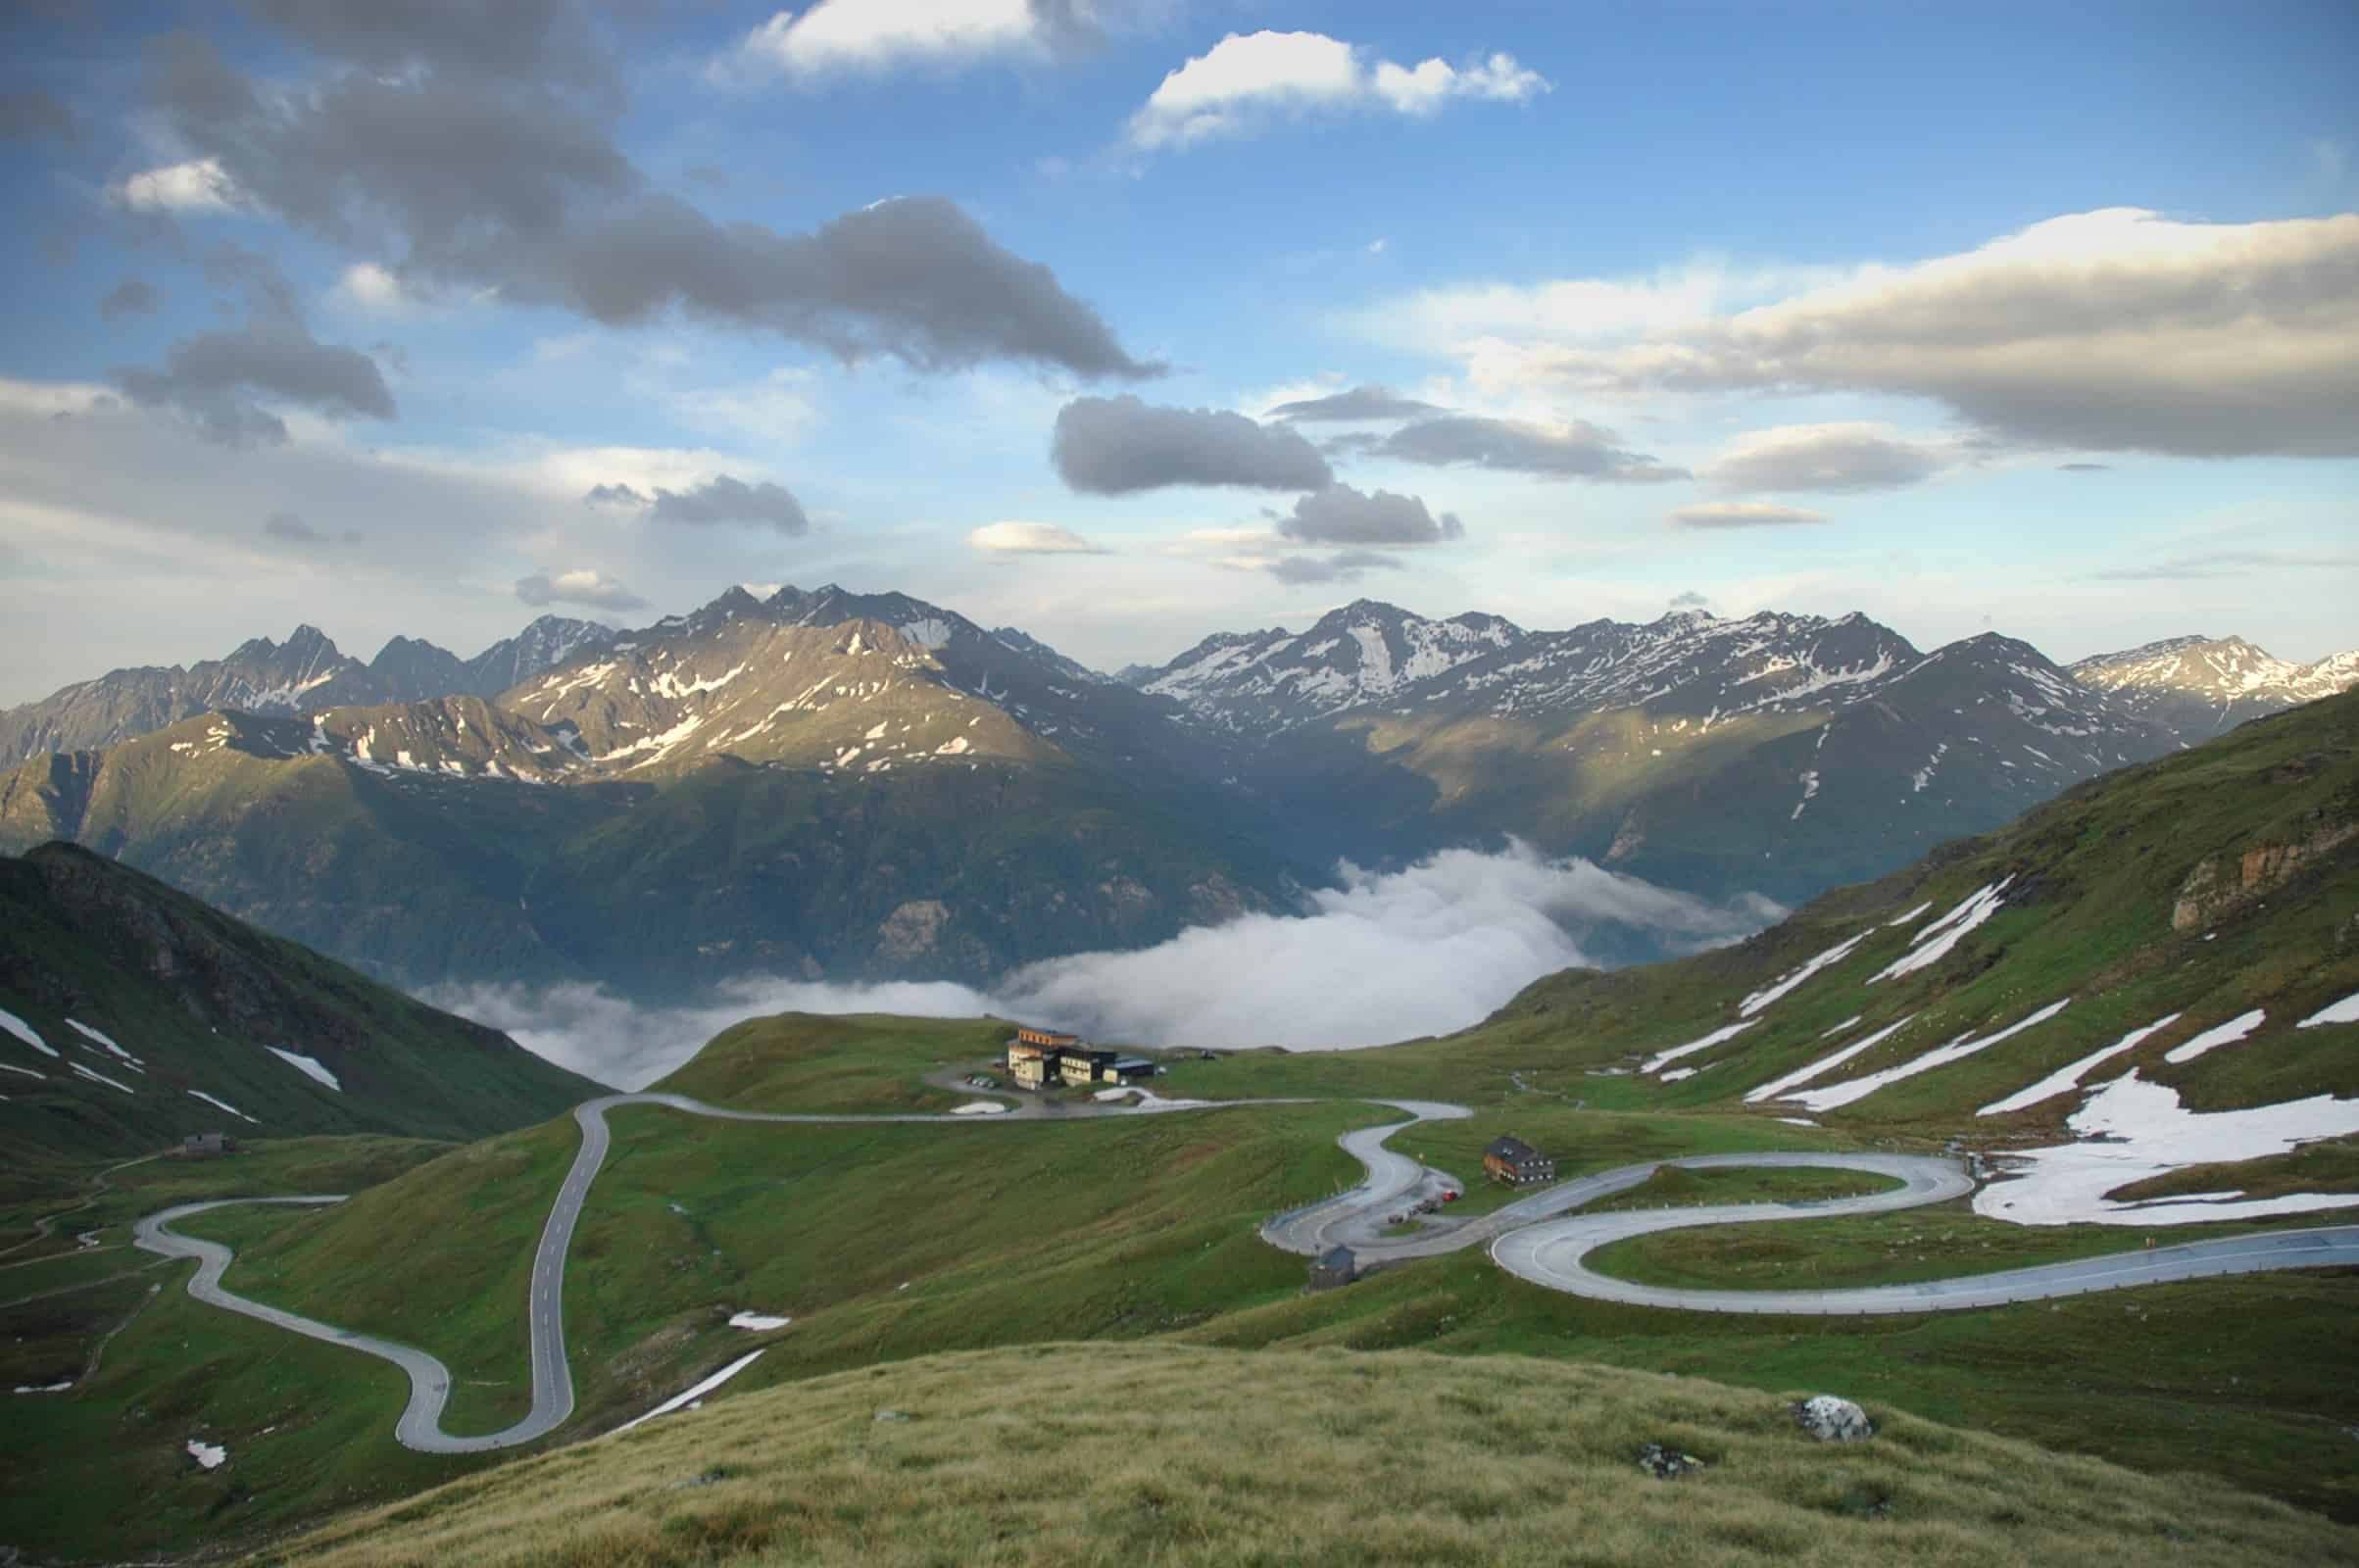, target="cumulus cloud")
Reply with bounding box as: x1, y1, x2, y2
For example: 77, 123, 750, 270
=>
648, 474, 811, 533
1375, 414, 1686, 481
261, 511, 360, 545
99, 278, 159, 319
1052, 395, 1333, 494
723, 0, 1096, 79
1701, 422, 1952, 493
516, 567, 647, 610
1278, 483, 1463, 546
1264, 384, 1443, 422
333, 262, 418, 312
1667, 590, 1710, 610
115, 156, 244, 214
0, 88, 74, 143
1669, 500, 1829, 528
146, 31, 1155, 380
968, 520, 1109, 555
426, 843, 1777, 1082
1127, 30, 1548, 149
1421, 209, 2359, 459
584, 481, 651, 507
1264, 549, 1401, 585
111, 318, 396, 446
